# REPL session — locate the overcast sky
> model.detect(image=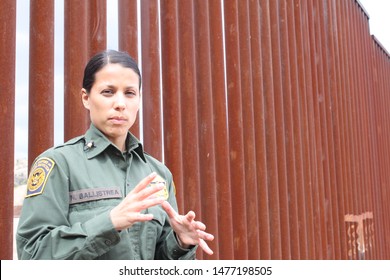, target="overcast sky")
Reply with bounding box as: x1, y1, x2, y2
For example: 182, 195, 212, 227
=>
14, 0, 390, 160
359, 0, 390, 50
